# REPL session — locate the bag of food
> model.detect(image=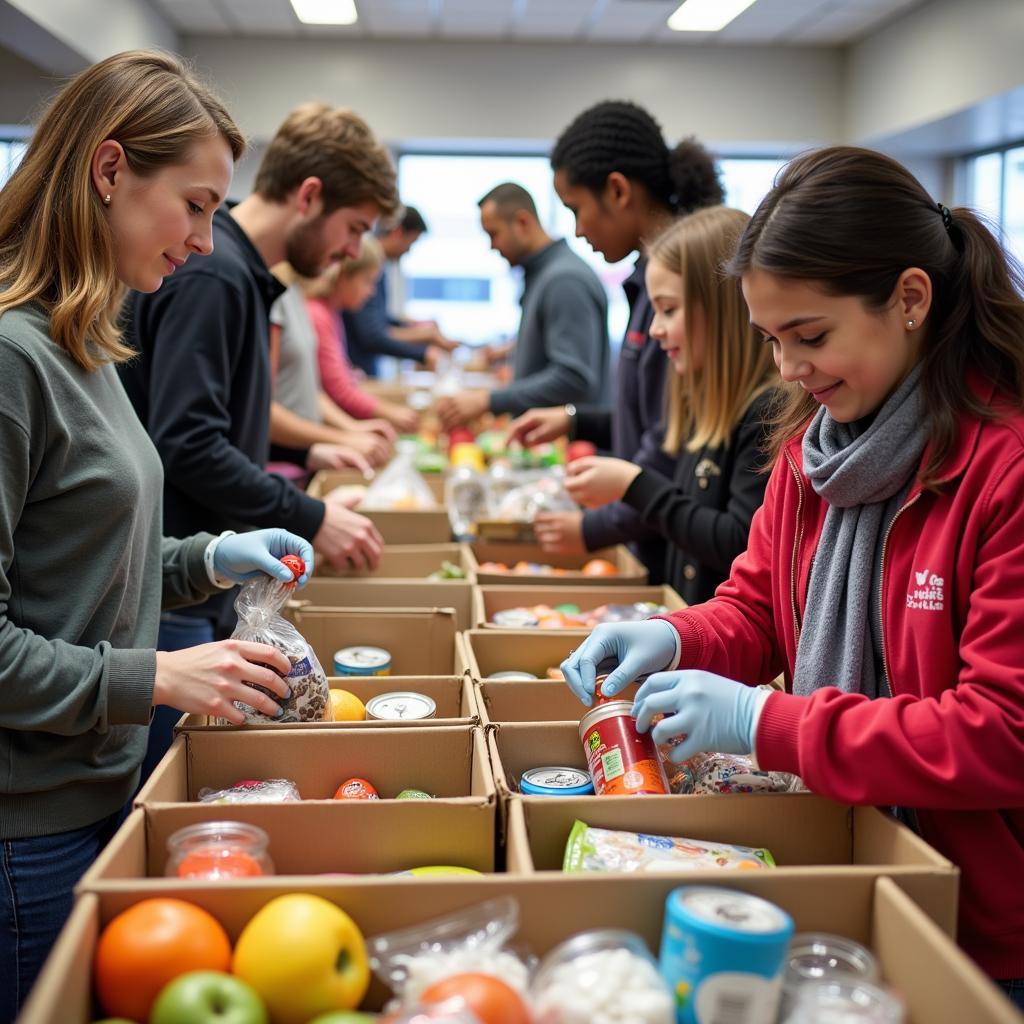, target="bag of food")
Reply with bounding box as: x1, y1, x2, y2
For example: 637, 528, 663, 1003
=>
361, 454, 437, 510
229, 564, 332, 724
666, 751, 806, 796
